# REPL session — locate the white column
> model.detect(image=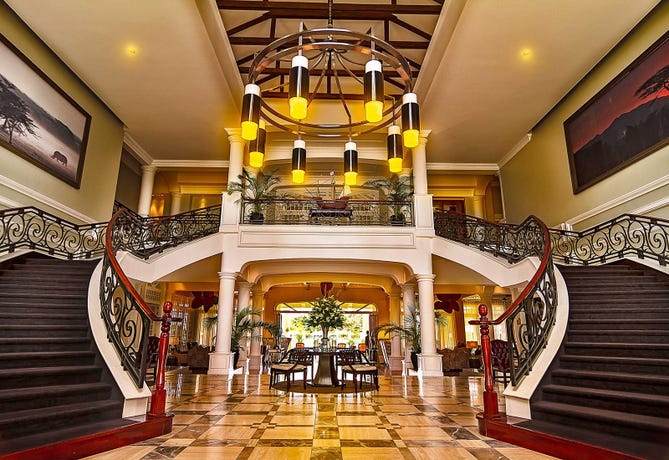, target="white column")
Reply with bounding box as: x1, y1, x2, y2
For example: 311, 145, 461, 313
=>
236, 281, 252, 370
209, 272, 237, 375
416, 274, 443, 377
169, 191, 182, 216
248, 287, 264, 374
137, 165, 157, 217
222, 129, 246, 227
411, 130, 431, 195
401, 283, 416, 372
388, 287, 403, 373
